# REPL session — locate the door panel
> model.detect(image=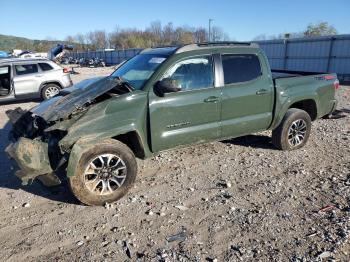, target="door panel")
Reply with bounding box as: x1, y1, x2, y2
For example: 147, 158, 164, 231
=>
13, 63, 41, 96
148, 54, 221, 152
220, 54, 274, 138
149, 87, 221, 152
